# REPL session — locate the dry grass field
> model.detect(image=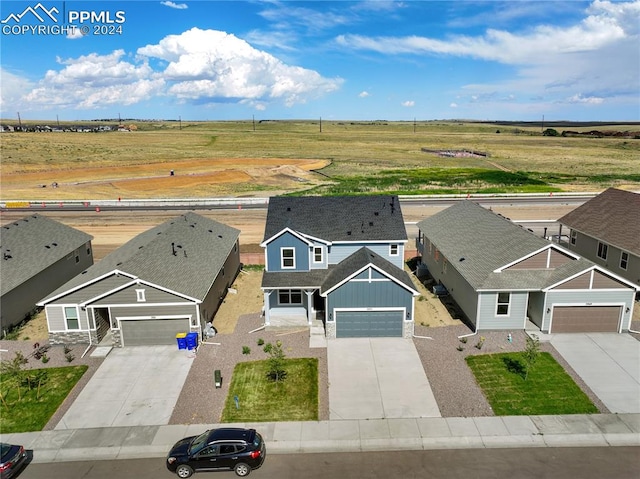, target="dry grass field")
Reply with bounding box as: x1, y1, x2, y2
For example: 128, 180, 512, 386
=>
1, 120, 639, 200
